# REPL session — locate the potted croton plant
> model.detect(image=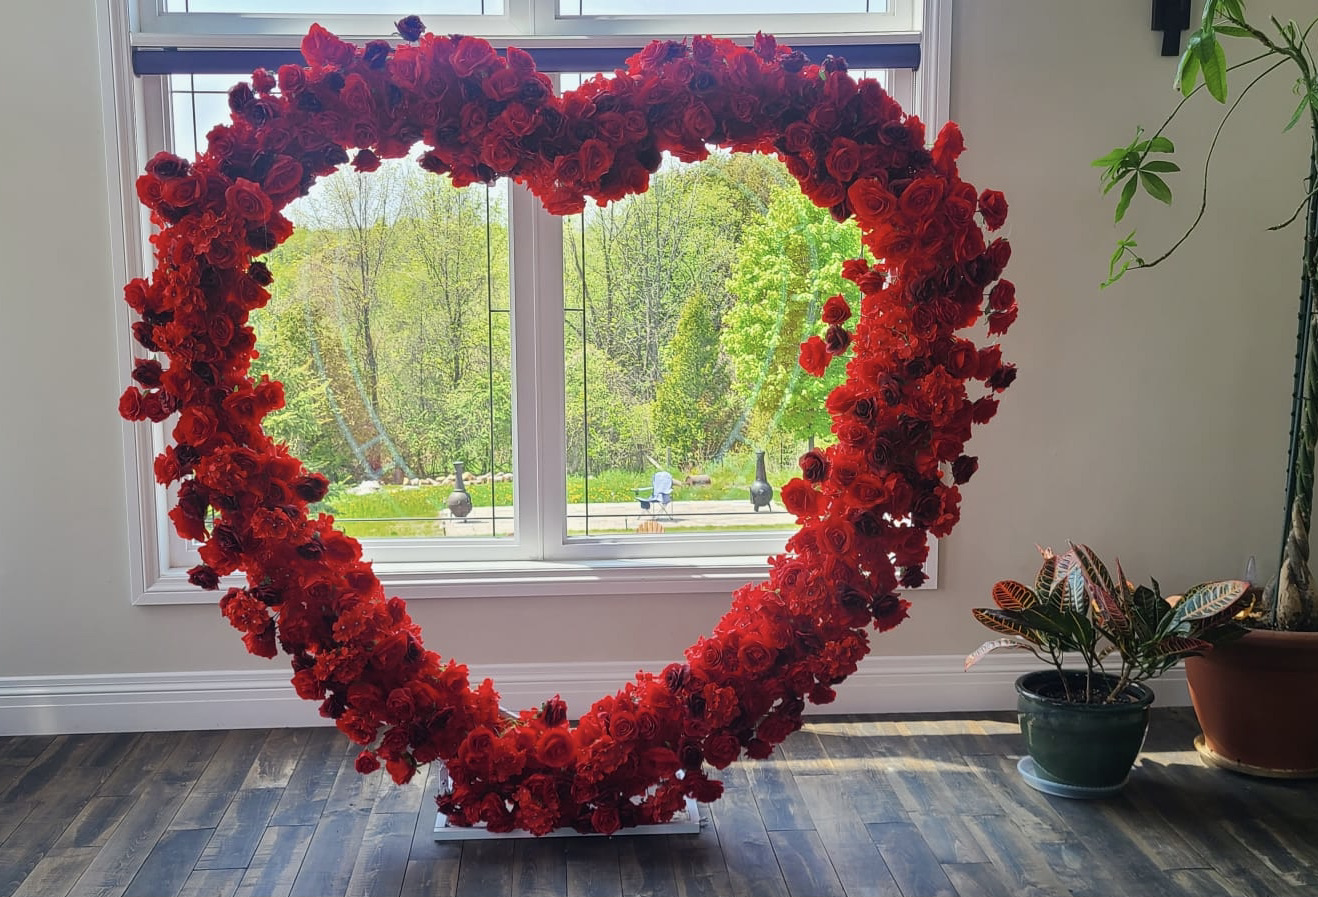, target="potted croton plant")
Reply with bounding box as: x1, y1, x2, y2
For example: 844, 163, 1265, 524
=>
967, 544, 1250, 797
1094, 0, 1318, 775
